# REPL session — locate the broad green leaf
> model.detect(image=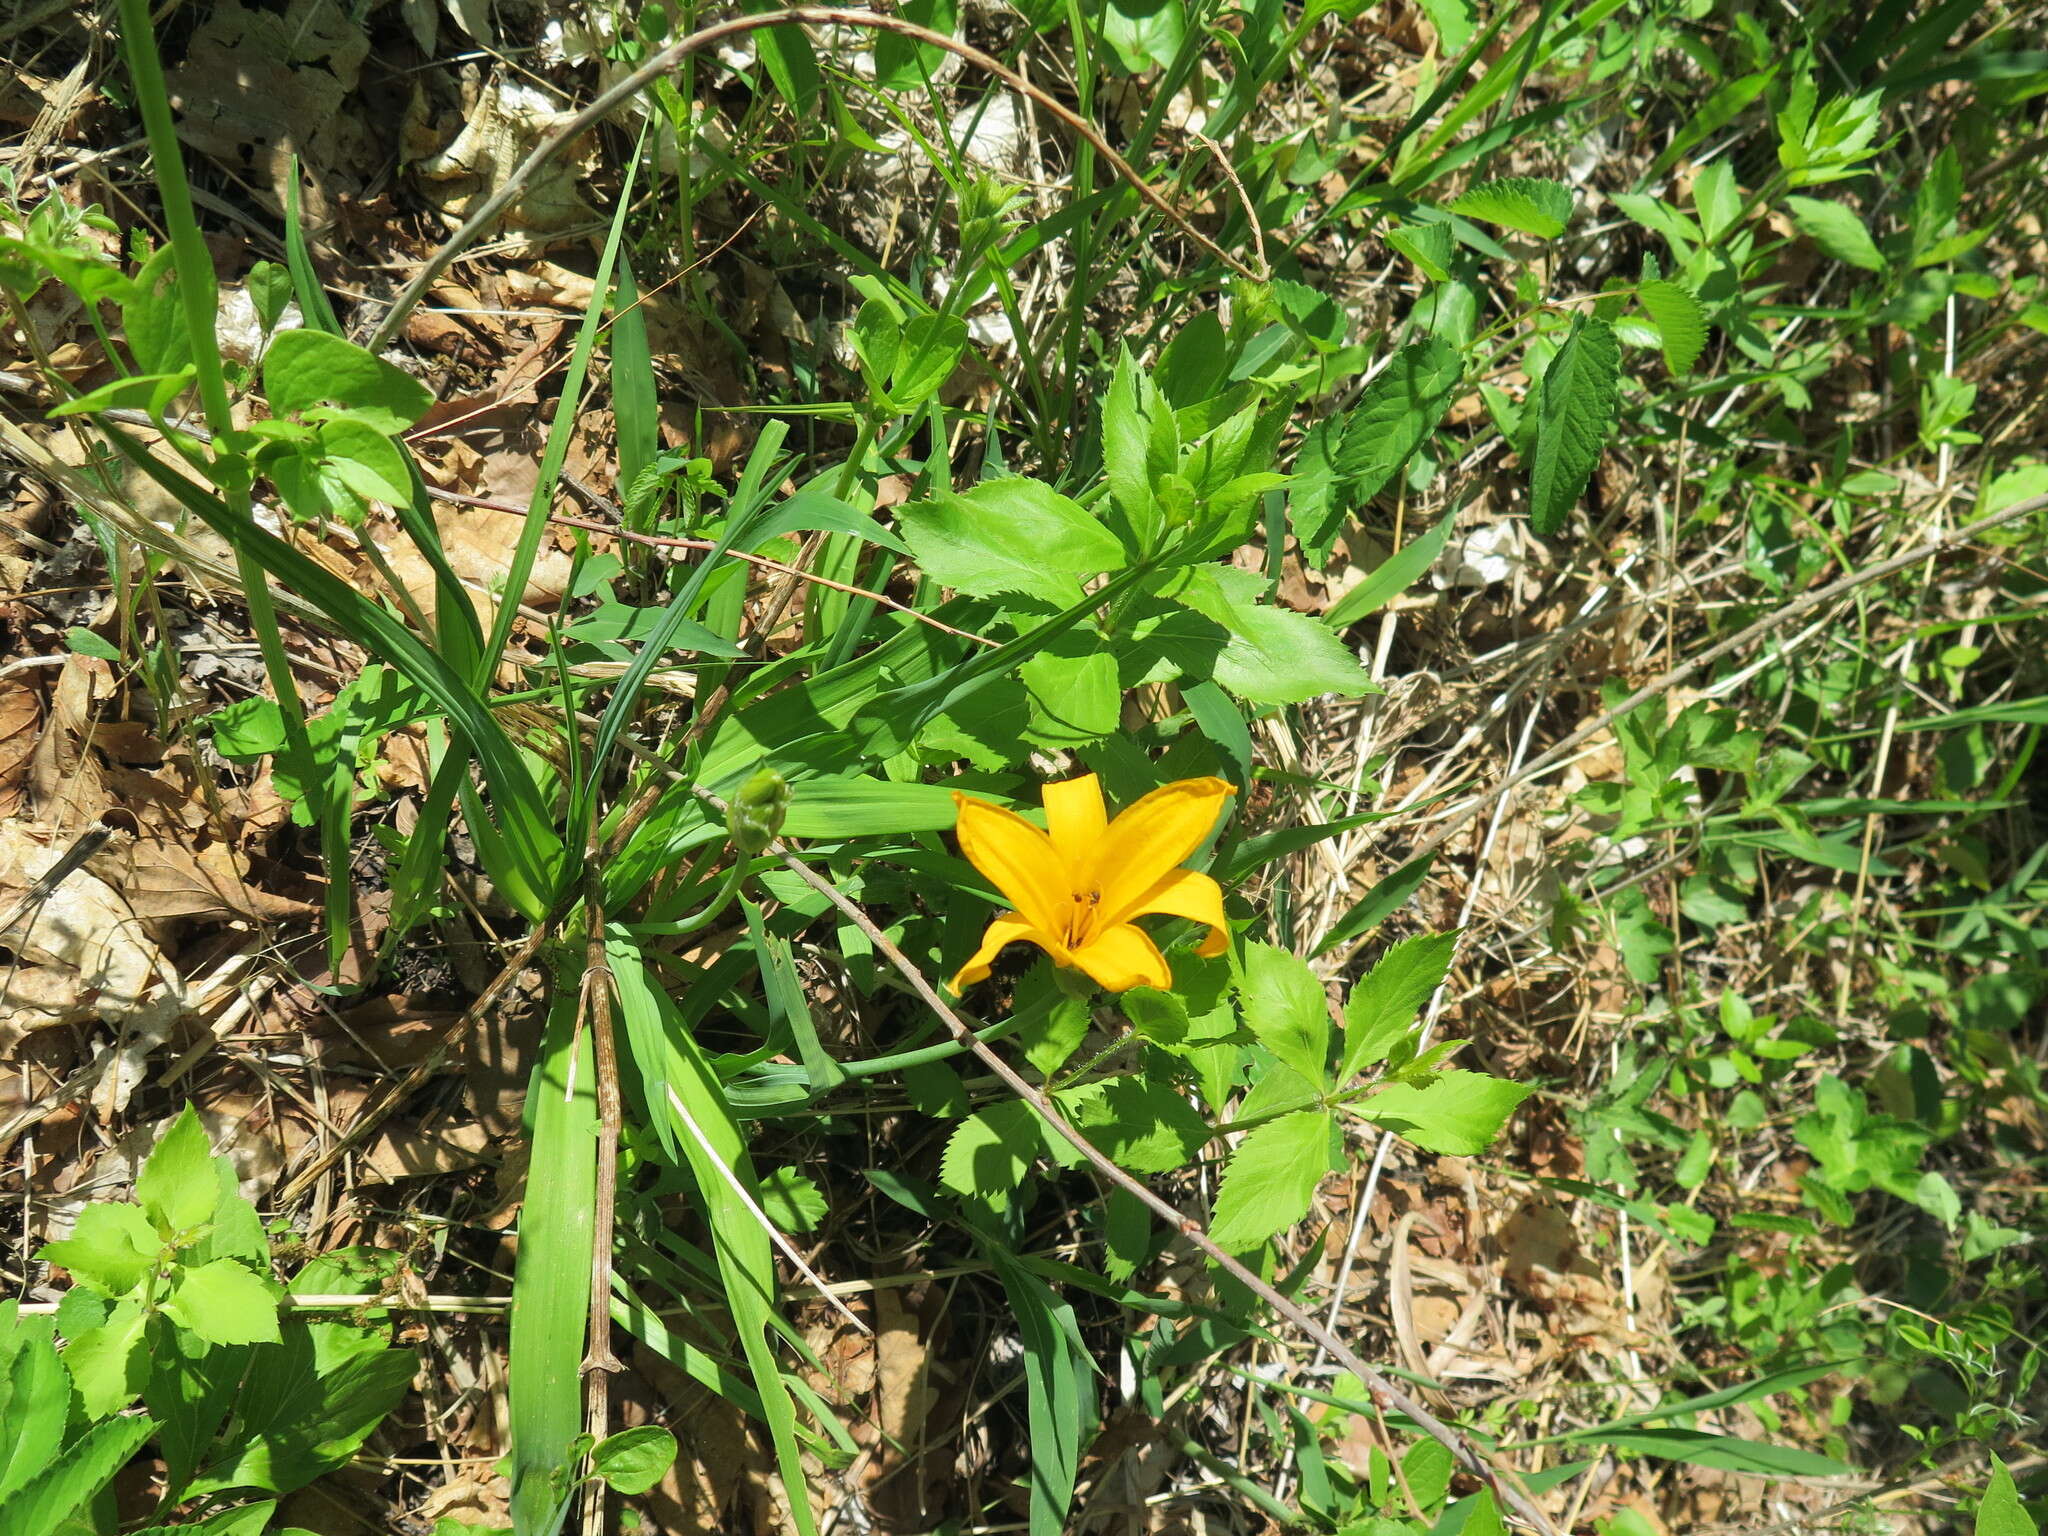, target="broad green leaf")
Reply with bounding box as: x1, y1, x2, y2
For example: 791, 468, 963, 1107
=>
1103, 0, 1184, 72
315, 417, 413, 506
1458, 1488, 1504, 1536
1339, 930, 1458, 1081
1692, 160, 1741, 241
1351, 1070, 1533, 1154
1527, 315, 1620, 537
1333, 339, 1463, 495
248, 259, 292, 330
1209, 1110, 1340, 1251
162, 1258, 283, 1347
0, 1414, 156, 1536
1120, 987, 1189, 1048
47, 367, 195, 417
1635, 280, 1708, 373
1979, 1458, 2038, 1536
60, 1300, 149, 1417
1021, 645, 1121, 747
1238, 942, 1331, 1085
871, 0, 957, 89
1414, 0, 1474, 53
1449, 176, 1574, 237
1785, 195, 1886, 272
1103, 348, 1169, 554
890, 311, 968, 409
38, 1202, 160, 1295
183, 1335, 414, 1498
262, 329, 432, 432
138, 1104, 219, 1236
898, 479, 1125, 604
592, 1425, 679, 1495
128, 1501, 278, 1536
